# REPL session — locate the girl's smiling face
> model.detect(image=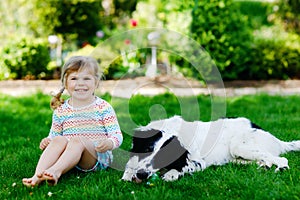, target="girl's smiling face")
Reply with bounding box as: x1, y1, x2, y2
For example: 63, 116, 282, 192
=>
66, 68, 98, 107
